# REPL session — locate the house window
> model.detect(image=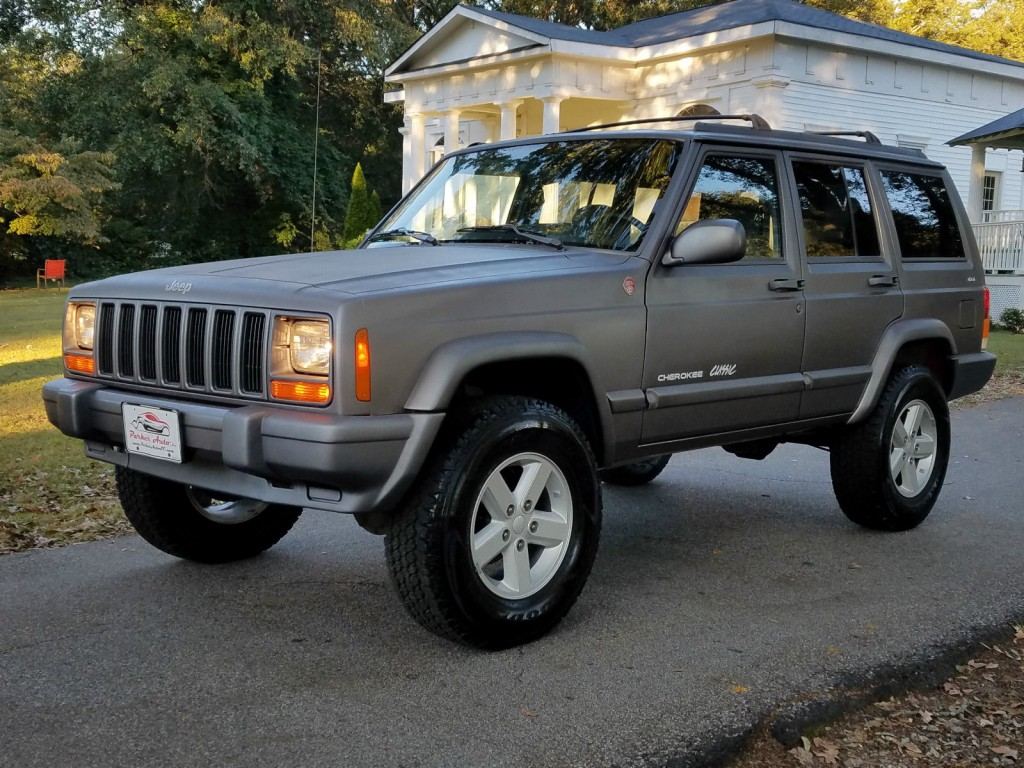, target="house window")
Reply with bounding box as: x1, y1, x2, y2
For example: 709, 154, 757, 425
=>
982, 173, 999, 212
677, 104, 720, 118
